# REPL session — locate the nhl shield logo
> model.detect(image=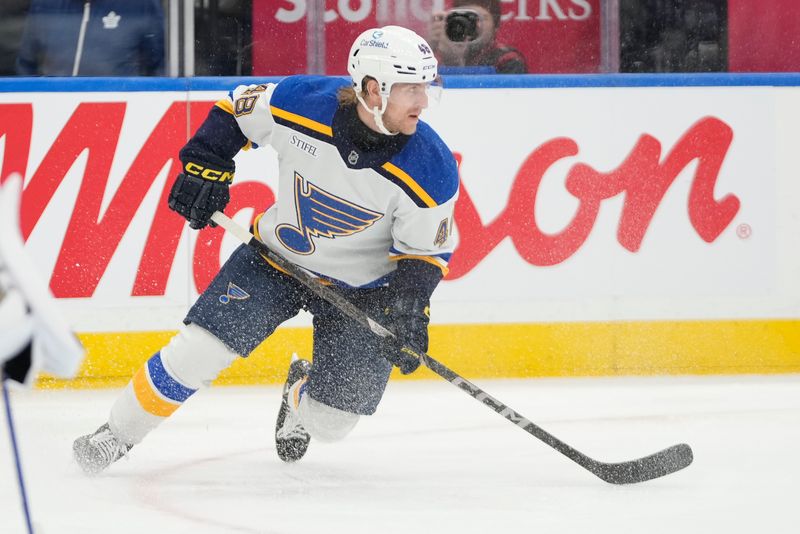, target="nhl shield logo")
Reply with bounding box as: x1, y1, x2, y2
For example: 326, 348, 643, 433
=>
219, 282, 250, 304
348, 150, 360, 165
